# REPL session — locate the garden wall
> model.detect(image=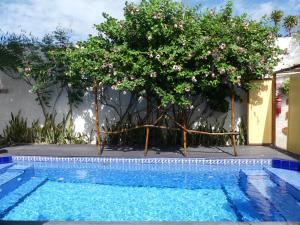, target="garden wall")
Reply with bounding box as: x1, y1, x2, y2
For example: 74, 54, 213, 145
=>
0, 72, 246, 143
